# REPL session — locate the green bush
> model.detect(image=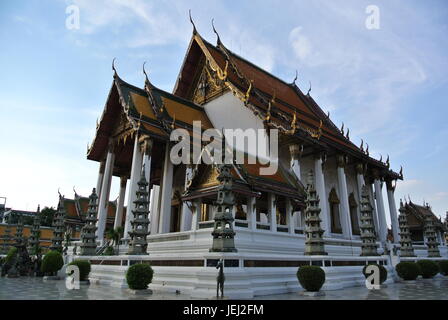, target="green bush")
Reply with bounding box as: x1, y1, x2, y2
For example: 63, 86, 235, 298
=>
362, 263, 388, 284
438, 260, 448, 276
417, 260, 439, 279
395, 262, 421, 281
103, 246, 115, 256
41, 250, 64, 275
126, 263, 154, 290
68, 260, 91, 281
5, 247, 18, 264
297, 266, 326, 292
